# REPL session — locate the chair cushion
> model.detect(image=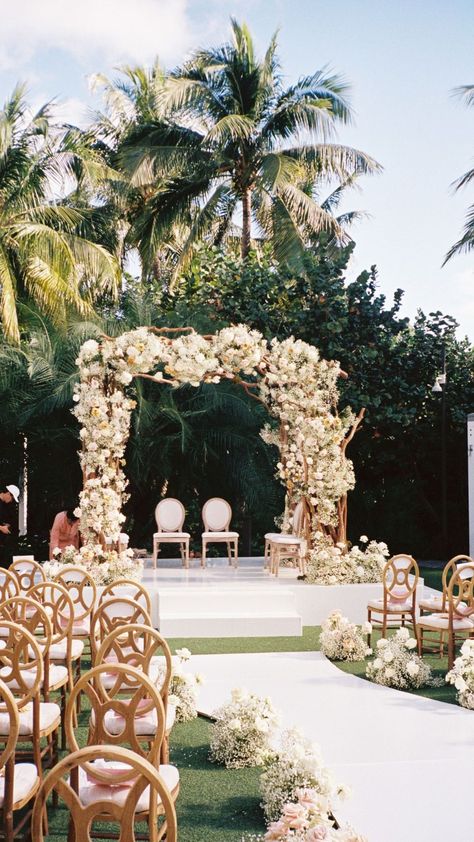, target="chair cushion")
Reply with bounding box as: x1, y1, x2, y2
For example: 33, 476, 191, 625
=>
418, 613, 474, 631
49, 638, 84, 661
419, 596, 443, 611
77, 763, 179, 811
0, 702, 61, 736
367, 598, 413, 612
99, 703, 176, 735
0, 762, 38, 807
153, 532, 190, 539
265, 534, 303, 545
99, 662, 164, 691
0, 664, 68, 691
202, 532, 239, 539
